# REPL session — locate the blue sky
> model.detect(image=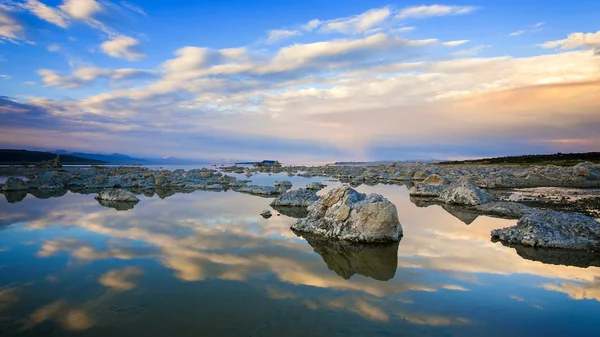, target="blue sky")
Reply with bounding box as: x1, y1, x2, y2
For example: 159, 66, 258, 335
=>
0, 0, 599, 162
